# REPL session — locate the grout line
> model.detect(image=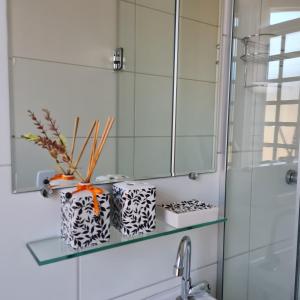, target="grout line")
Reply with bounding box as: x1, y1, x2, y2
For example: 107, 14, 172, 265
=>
13, 135, 217, 139
125, 69, 217, 84
132, 71, 173, 79
10, 57, 217, 85
224, 237, 294, 261
178, 76, 217, 84
0, 163, 11, 167
134, 3, 175, 17
180, 15, 219, 28
9, 56, 114, 73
